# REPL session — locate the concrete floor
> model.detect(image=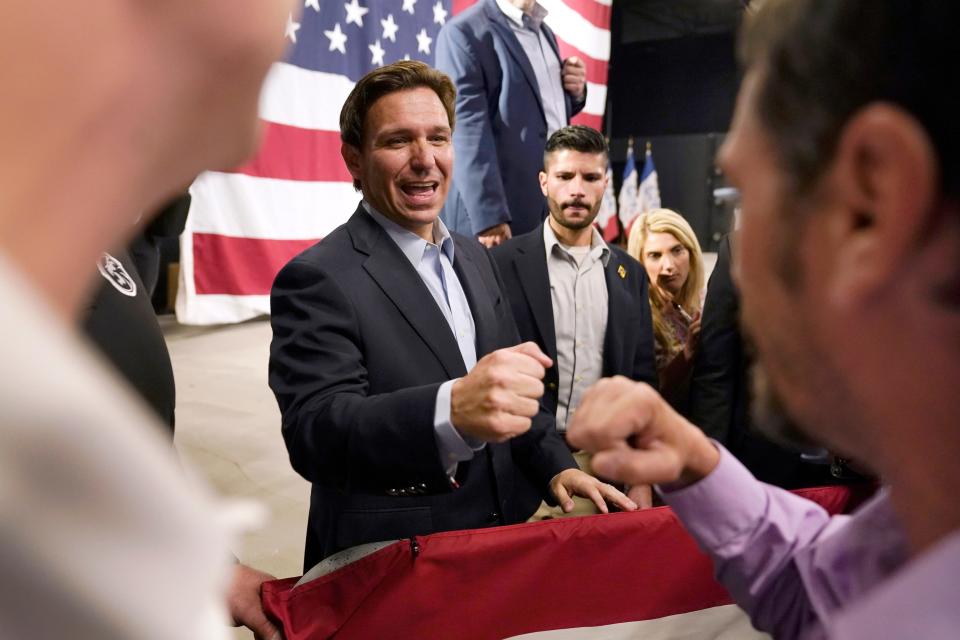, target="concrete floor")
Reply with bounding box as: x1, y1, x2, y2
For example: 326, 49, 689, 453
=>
164, 252, 717, 639
164, 317, 308, 640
